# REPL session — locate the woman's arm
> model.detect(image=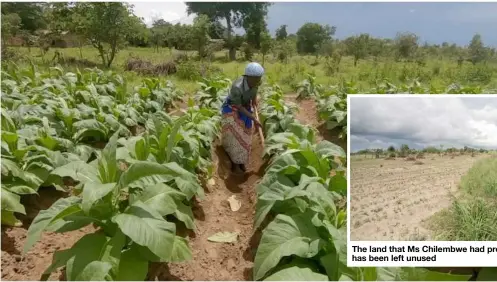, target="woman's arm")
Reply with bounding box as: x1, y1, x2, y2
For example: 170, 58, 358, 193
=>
237, 106, 258, 123
234, 105, 261, 128
230, 87, 261, 126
